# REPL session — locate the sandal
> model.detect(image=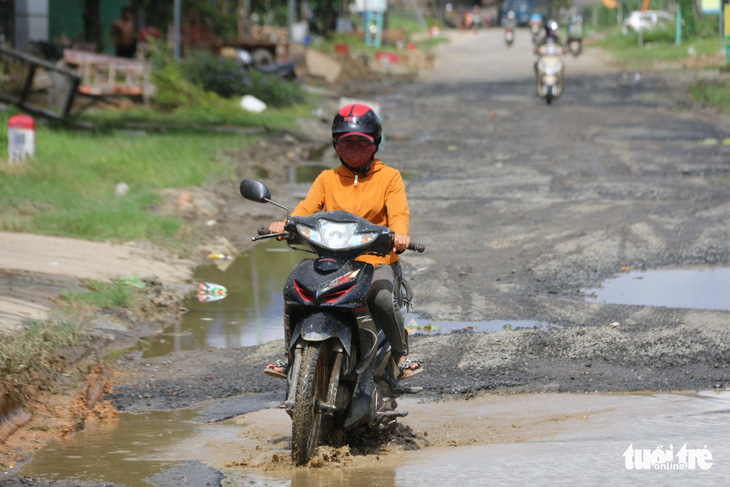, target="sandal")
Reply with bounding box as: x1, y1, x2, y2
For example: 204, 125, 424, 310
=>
264, 359, 289, 380
397, 357, 423, 381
